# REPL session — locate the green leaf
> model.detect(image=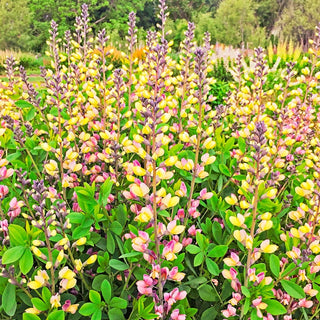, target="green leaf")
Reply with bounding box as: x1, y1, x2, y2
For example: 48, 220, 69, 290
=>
219, 164, 231, 177
101, 279, 112, 303
47, 310, 65, 320
265, 299, 287, 315
15, 100, 34, 109
9, 224, 28, 246
206, 258, 219, 275
31, 298, 48, 311
23, 314, 41, 320
238, 137, 246, 153
207, 245, 228, 258
280, 280, 306, 299
2, 246, 25, 264
269, 254, 280, 277
198, 284, 218, 302
79, 302, 98, 316
108, 308, 125, 320
110, 297, 128, 309
224, 137, 235, 151
194, 252, 205, 267
186, 244, 201, 254
3, 282, 17, 316
212, 221, 222, 244
109, 259, 129, 271
107, 233, 115, 254
75, 186, 98, 214
241, 286, 251, 298
196, 232, 207, 251
6, 152, 22, 161
26, 108, 36, 121
110, 221, 122, 236
243, 297, 250, 314
89, 290, 101, 304
92, 309, 102, 320
42, 287, 51, 305
201, 307, 218, 320
20, 249, 33, 274
99, 178, 113, 207
119, 252, 142, 259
